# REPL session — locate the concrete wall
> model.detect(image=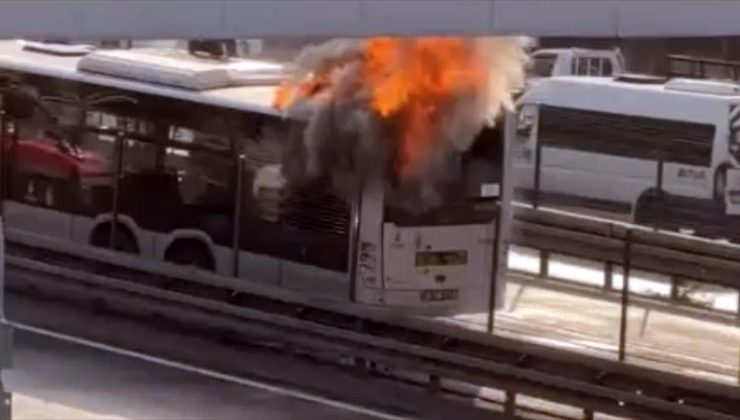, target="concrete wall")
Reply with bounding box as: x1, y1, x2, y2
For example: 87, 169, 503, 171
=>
2, 1, 740, 40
